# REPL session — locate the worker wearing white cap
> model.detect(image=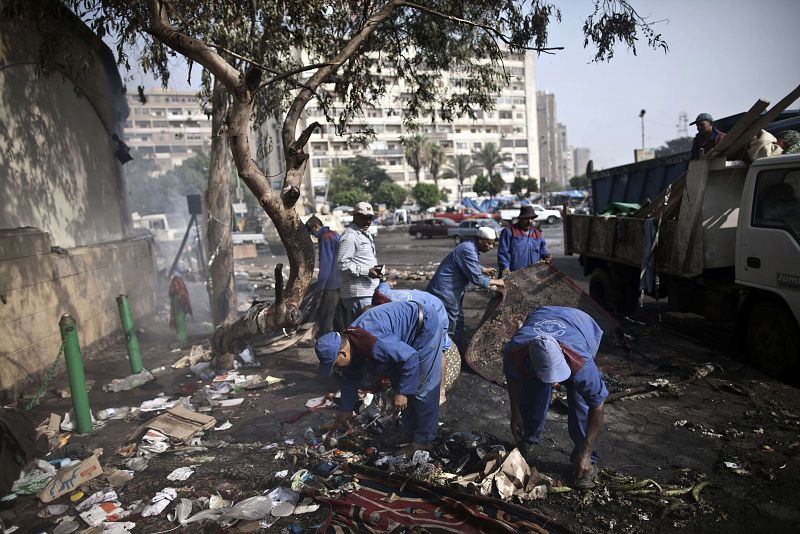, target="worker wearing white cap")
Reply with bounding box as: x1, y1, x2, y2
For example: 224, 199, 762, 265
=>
426, 226, 504, 349
336, 201, 382, 325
